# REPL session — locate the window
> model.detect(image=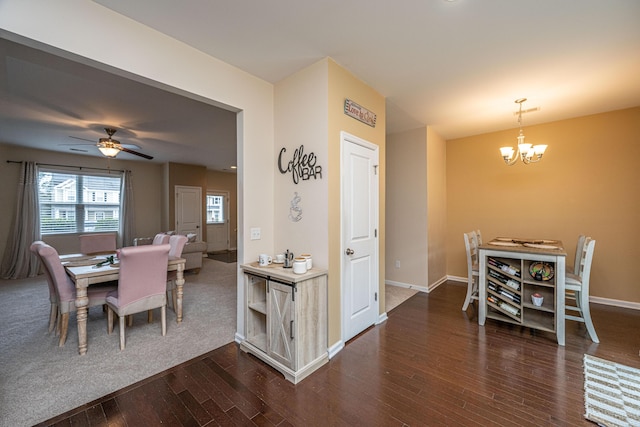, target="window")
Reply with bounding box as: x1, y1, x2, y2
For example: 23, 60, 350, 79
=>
38, 169, 122, 234
206, 194, 225, 224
